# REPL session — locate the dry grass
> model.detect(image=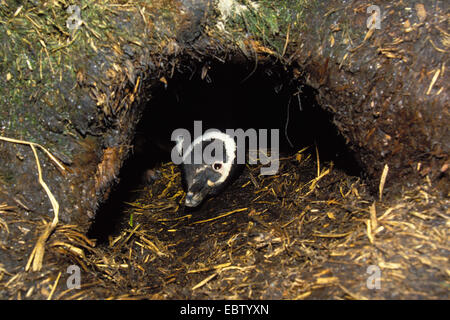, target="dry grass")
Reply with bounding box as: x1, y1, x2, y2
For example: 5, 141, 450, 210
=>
3, 148, 447, 299
0, 0, 448, 300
